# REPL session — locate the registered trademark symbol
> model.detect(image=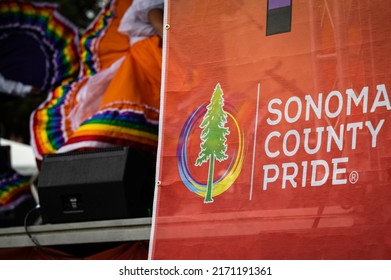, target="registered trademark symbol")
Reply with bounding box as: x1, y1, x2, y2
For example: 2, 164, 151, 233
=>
349, 171, 359, 184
